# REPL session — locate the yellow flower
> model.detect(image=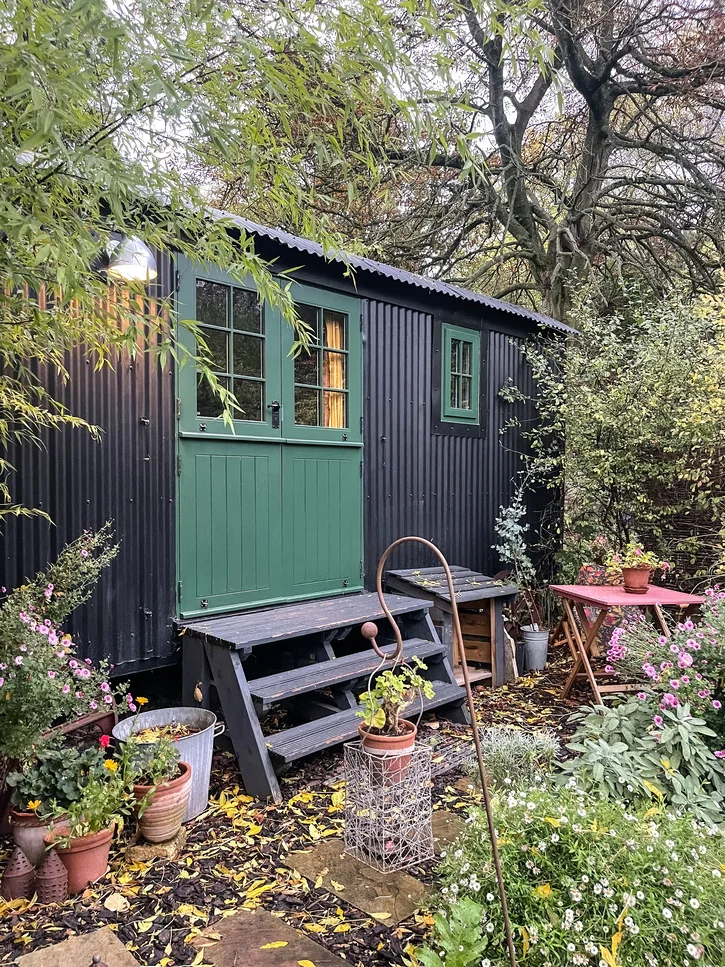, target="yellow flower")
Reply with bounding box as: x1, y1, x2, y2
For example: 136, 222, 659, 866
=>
136, 696, 149, 706
104, 759, 119, 772
27, 800, 41, 811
